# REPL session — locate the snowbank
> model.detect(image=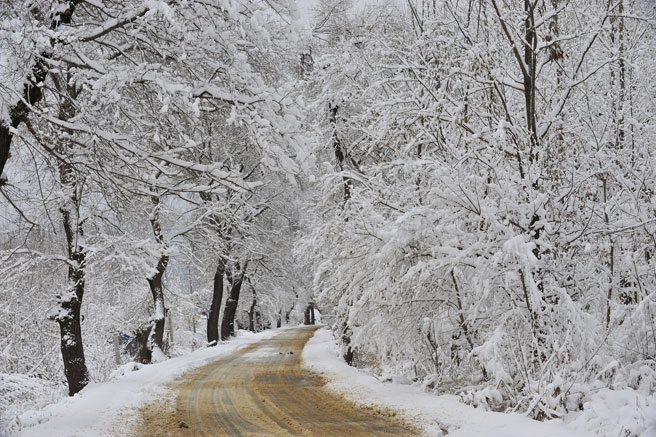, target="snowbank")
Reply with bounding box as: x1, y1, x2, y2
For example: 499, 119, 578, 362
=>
567, 388, 656, 437
301, 326, 594, 437
9, 329, 282, 437
0, 373, 64, 434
